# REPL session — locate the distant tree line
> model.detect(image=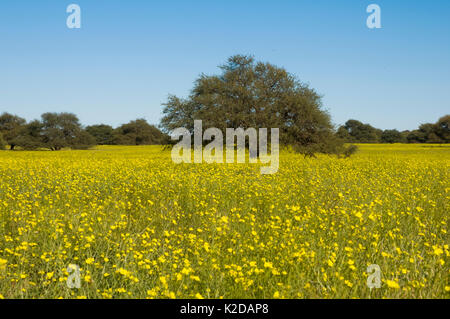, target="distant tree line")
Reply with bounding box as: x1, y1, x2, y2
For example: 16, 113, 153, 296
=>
1, 110, 447, 151
0, 112, 169, 150
337, 115, 449, 144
